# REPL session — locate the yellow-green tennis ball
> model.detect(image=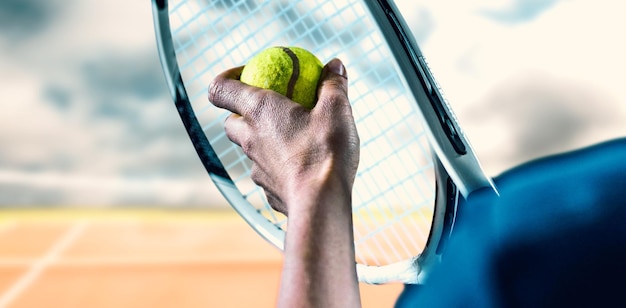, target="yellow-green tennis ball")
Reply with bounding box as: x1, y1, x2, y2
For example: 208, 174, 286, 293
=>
240, 46, 323, 109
